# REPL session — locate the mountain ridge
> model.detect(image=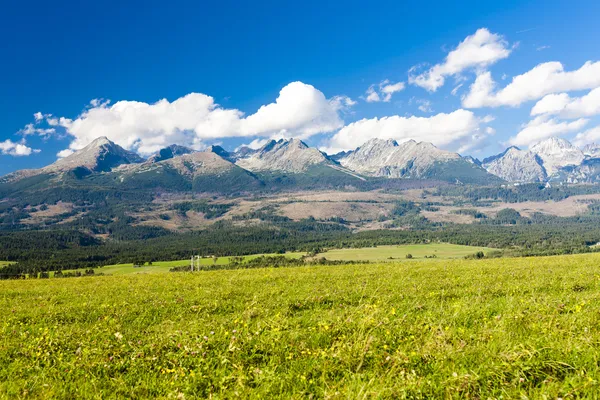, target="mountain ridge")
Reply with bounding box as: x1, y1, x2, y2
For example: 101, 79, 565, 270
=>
4, 135, 600, 188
